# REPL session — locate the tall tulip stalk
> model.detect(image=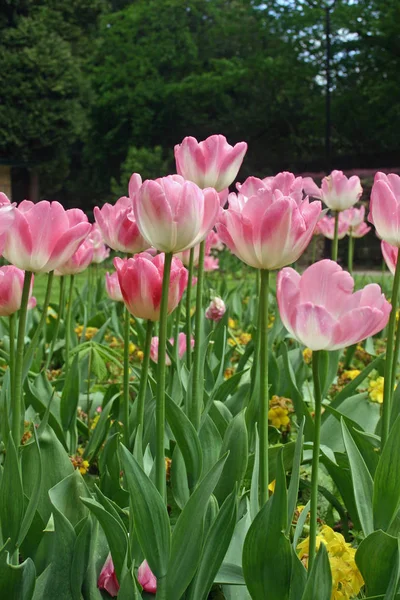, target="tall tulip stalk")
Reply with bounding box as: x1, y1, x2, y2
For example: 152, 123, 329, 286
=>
277, 260, 390, 571
369, 173, 400, 447
217, 183, 322, 503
